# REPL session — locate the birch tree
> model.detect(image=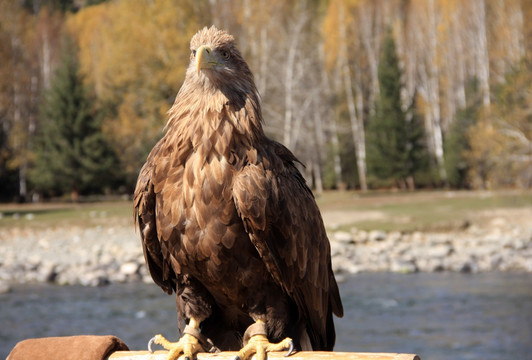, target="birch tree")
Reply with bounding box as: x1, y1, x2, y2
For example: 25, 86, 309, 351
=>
407, 0, 447, 184
469, 0, 490, 107
323, 0, 369, 190
489, 0, 525, 83
339, 4, 367, 191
